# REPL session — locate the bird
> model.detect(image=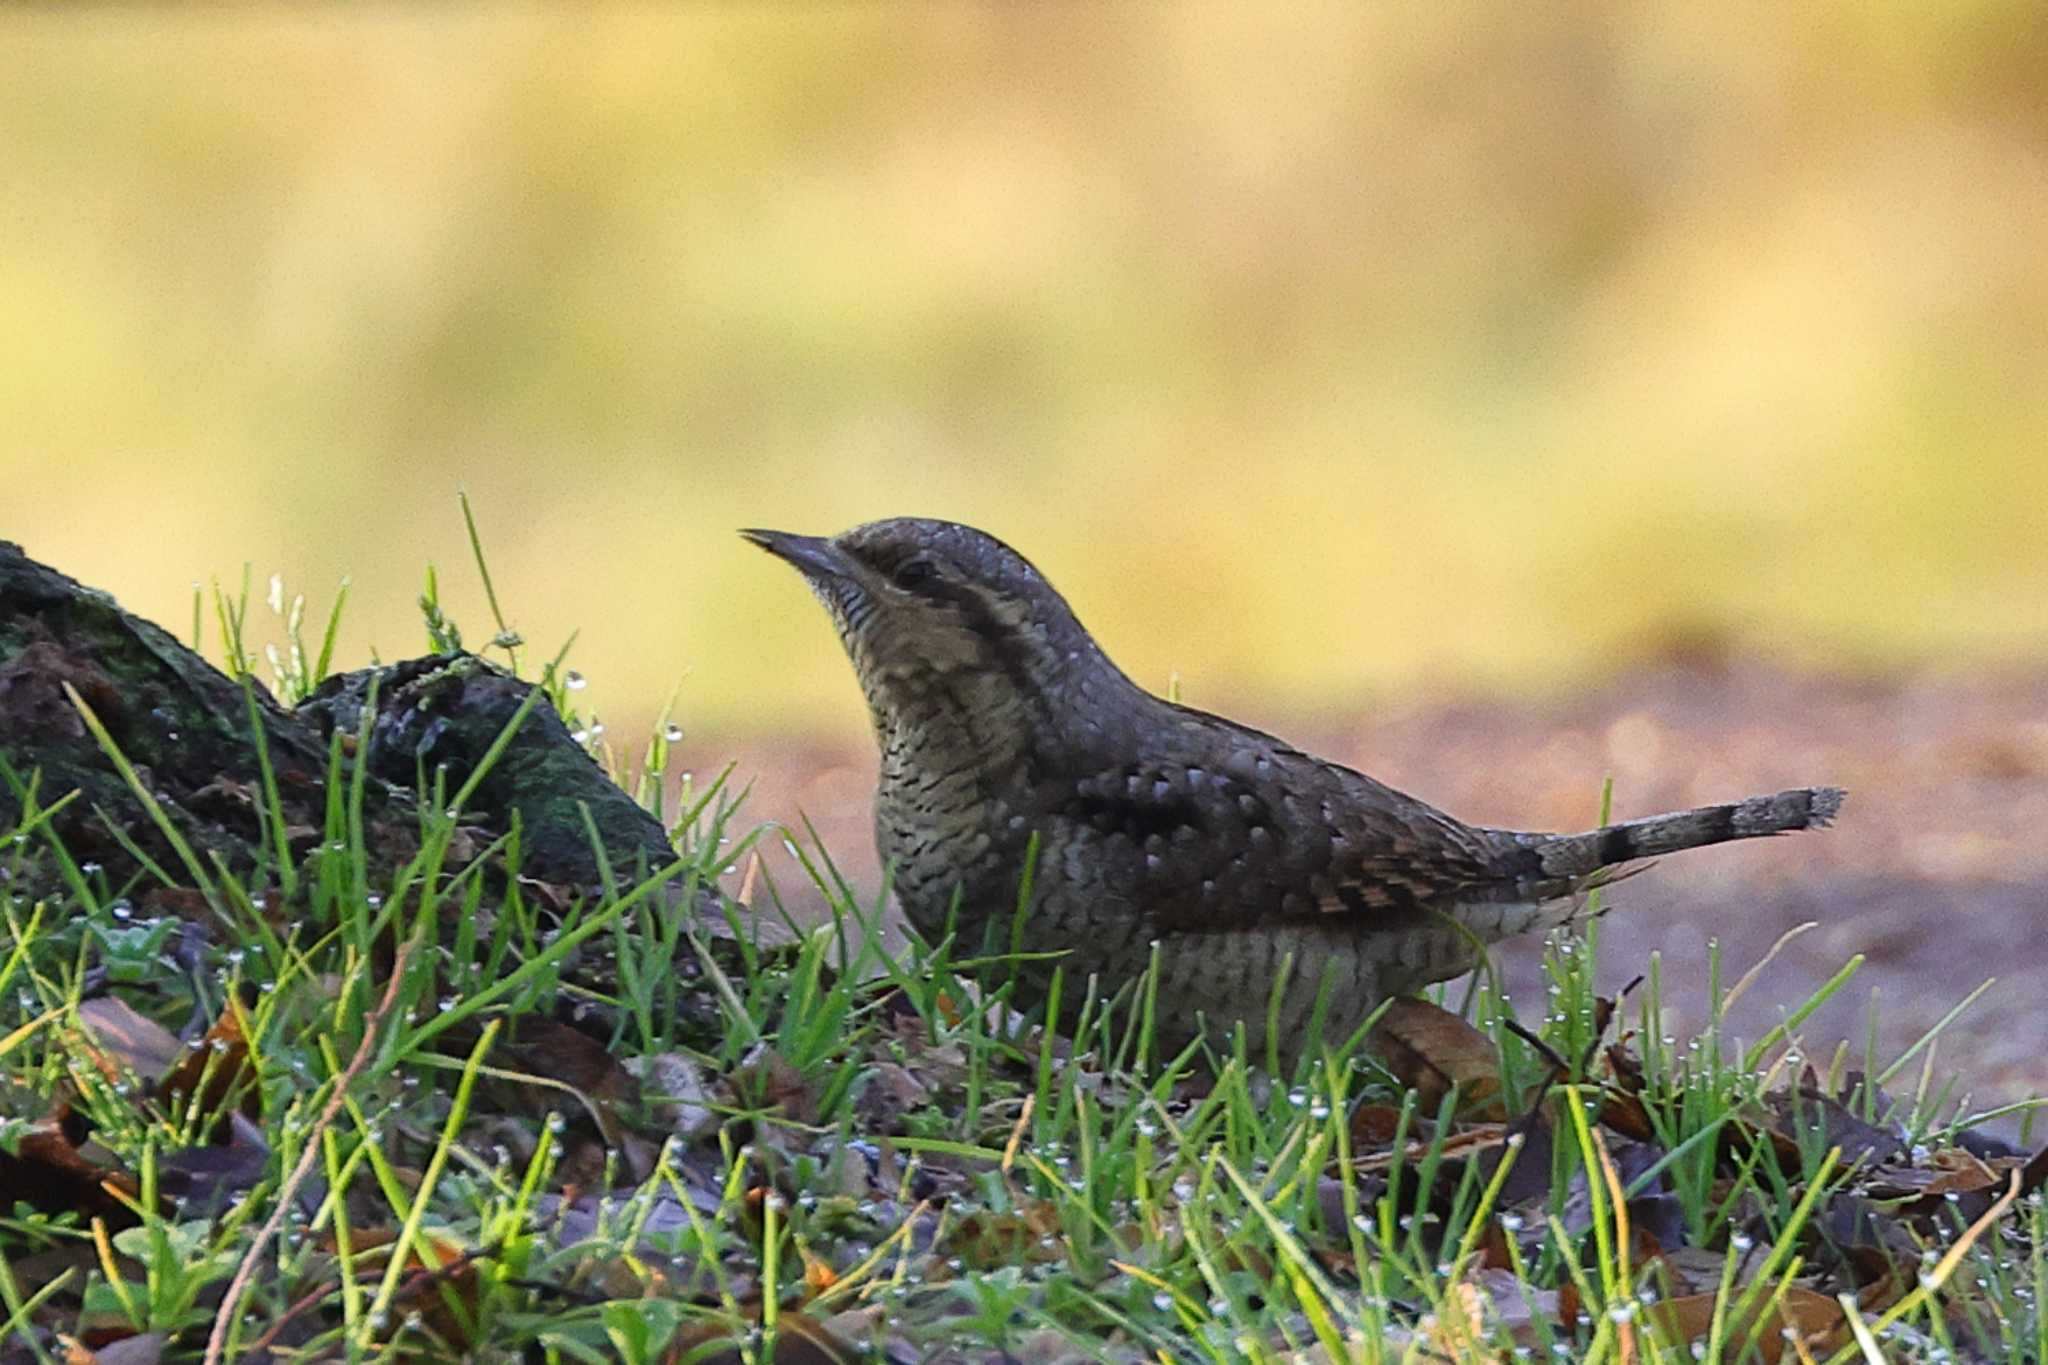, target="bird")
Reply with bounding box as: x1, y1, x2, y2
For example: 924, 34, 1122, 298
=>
743, 517, 1843, 1065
